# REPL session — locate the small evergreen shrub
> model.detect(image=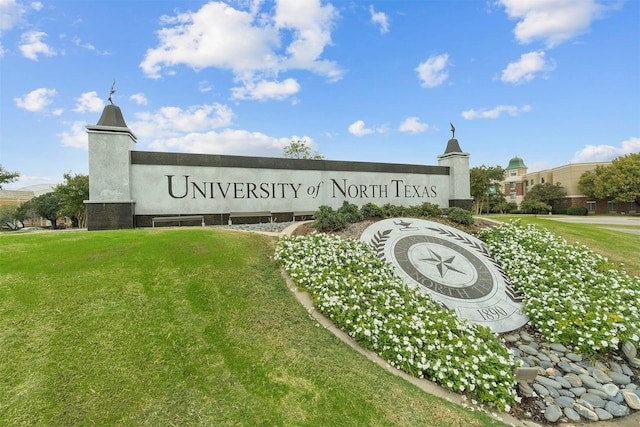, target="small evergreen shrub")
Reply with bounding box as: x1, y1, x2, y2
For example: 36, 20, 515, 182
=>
403, 205, 423, 218
360, 202, 384, 218
313, 205, 348, 232
444, 207, 473, 225
567, 206, 588, 216
520, 200, 552, 214
382, 203, 406, 217
337, 201, 364, 223
417, 202, 442, 218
